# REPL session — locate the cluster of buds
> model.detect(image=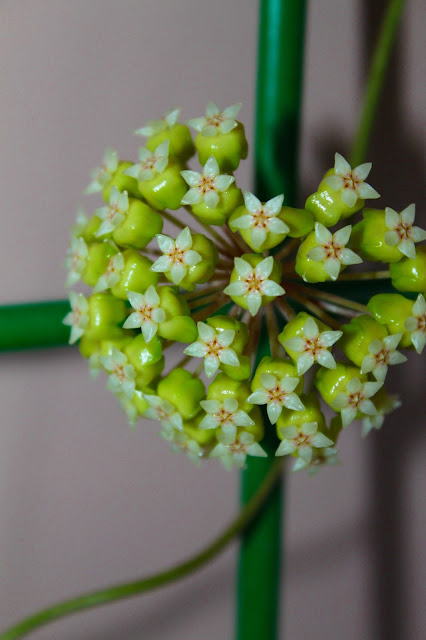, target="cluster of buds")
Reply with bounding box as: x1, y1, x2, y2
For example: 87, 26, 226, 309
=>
64, 102, 425, 472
